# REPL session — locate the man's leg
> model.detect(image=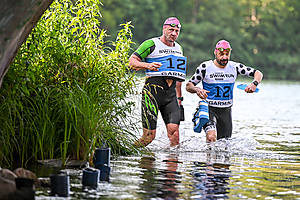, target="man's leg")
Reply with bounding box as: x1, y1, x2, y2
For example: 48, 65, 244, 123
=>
139, 82, 159, 147
135, 128, 156, 147
206, 107, 218, 142
166, 123, 179, 146
216, 107, 232, 139
204, 121, 217, 142
206, 130, 217, 142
